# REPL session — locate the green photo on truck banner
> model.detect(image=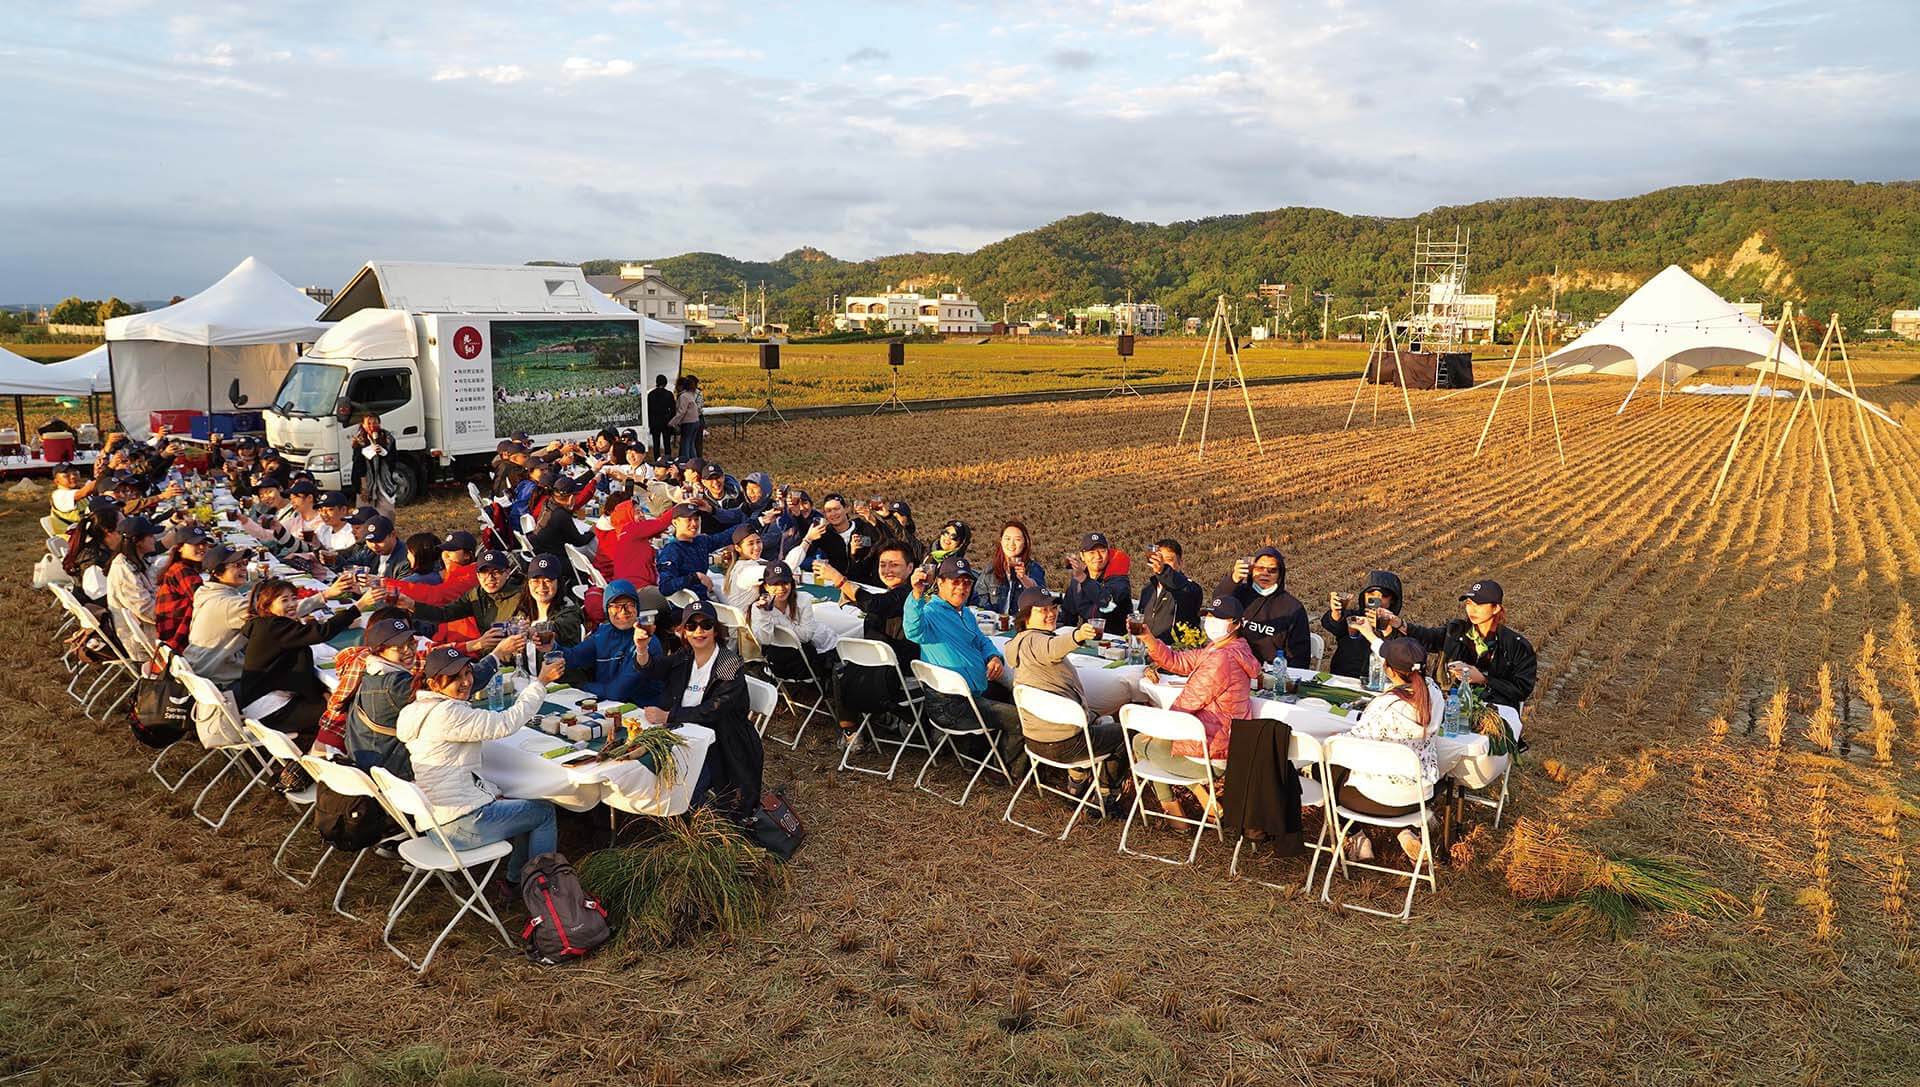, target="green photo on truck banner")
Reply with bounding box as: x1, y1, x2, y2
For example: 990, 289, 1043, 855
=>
490, 320, 645, 436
